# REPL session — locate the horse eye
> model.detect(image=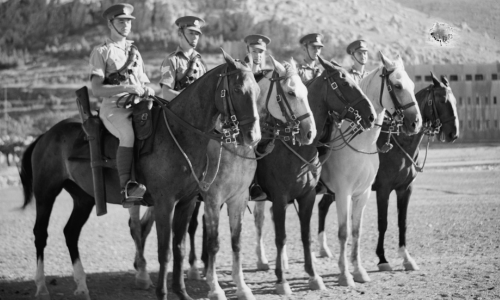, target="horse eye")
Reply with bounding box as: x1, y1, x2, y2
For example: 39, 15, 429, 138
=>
234, 88, 242, 93
288, 91, 296, 96
394, 84, 402, 89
